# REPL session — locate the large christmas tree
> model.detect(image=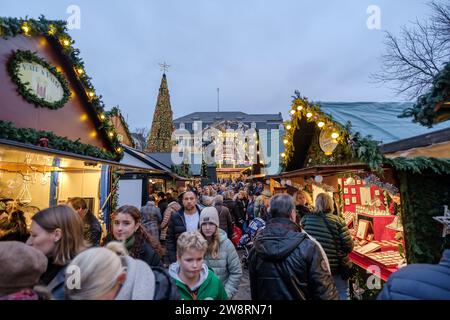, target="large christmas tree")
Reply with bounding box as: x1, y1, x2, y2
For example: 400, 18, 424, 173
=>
146, 73, 174, 152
